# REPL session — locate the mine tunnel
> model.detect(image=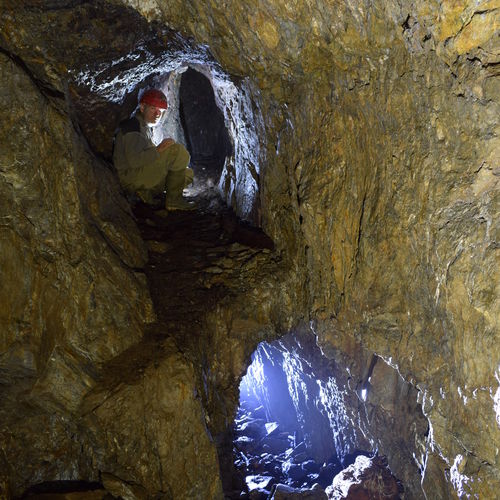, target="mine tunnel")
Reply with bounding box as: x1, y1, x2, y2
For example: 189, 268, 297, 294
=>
1, 1, 499, 500
179, 67, 233, 193
226, 331, 414, 498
